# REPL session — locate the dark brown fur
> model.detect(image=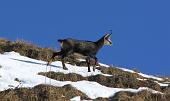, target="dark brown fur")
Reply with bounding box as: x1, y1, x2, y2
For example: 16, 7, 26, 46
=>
47, 33, 112, 72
